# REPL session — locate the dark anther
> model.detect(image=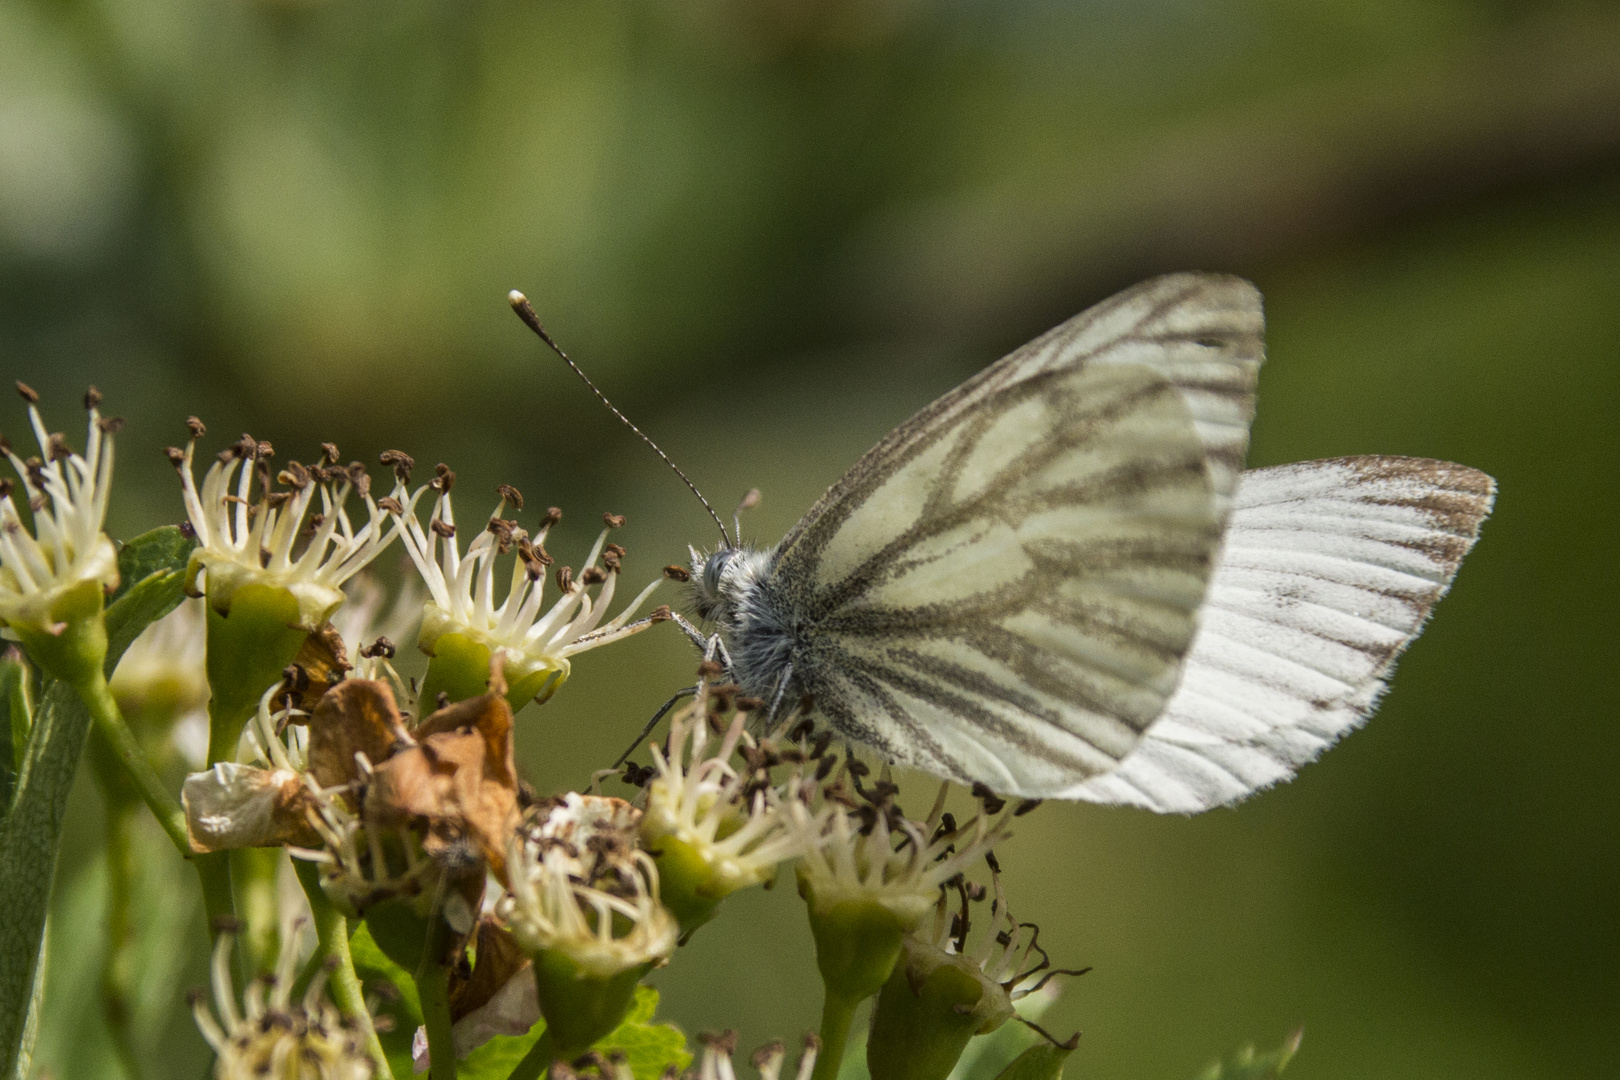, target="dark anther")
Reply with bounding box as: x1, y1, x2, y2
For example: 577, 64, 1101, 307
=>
377, 496, 403, 515
361, 637, 396, 659
0, 435, 9, 455
601, 549, 622, 573
97, 416, 125, 434
496, 483, 524, 510
211, 914, 242, 934
0, 479, 11, 499
540, 506, 562, 527
431, 463, 456, 492
846, 759, 870, 779
233, 433, 258, 460
581, 566, 607, 586
696, 659, 725, 678
264, 491, 293, 509
736, 696, 765, 712
378, 449, 413, 481
430, 519, 456, 539
164, 446, 187, 467
555, 566, 574, 592
45, 434, 71, 462
320, 442, 341, 465
662, 564, 690, 582
280, 462, 311, 490
15, 382, 38, 404
281, 664, 310, 693
985, 850, 1002, 874
1014, 798, 1043, 817
650, 605, 673, 622
84, 386, 103, 408
28, 495, 44, 513
965, 882, 987, 902
178, 520, 196, 540
185, 416, 206, 438
971, 782, 1007, 815
604, 542, 626, 558
932, 812, 958, 843
257, 440, 275, 460
814, 755, 837, 781
603, 512, 626, 528
805, 729, 831, 758
436, 692, 450, 710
